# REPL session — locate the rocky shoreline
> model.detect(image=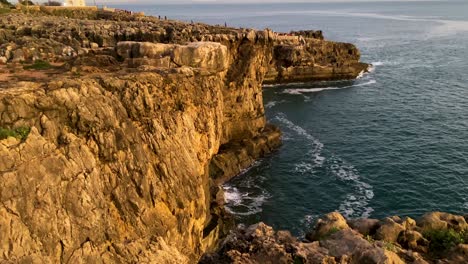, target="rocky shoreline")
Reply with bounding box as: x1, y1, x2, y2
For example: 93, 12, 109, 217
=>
201, 212, 468, 264
1, 8, 462, 264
